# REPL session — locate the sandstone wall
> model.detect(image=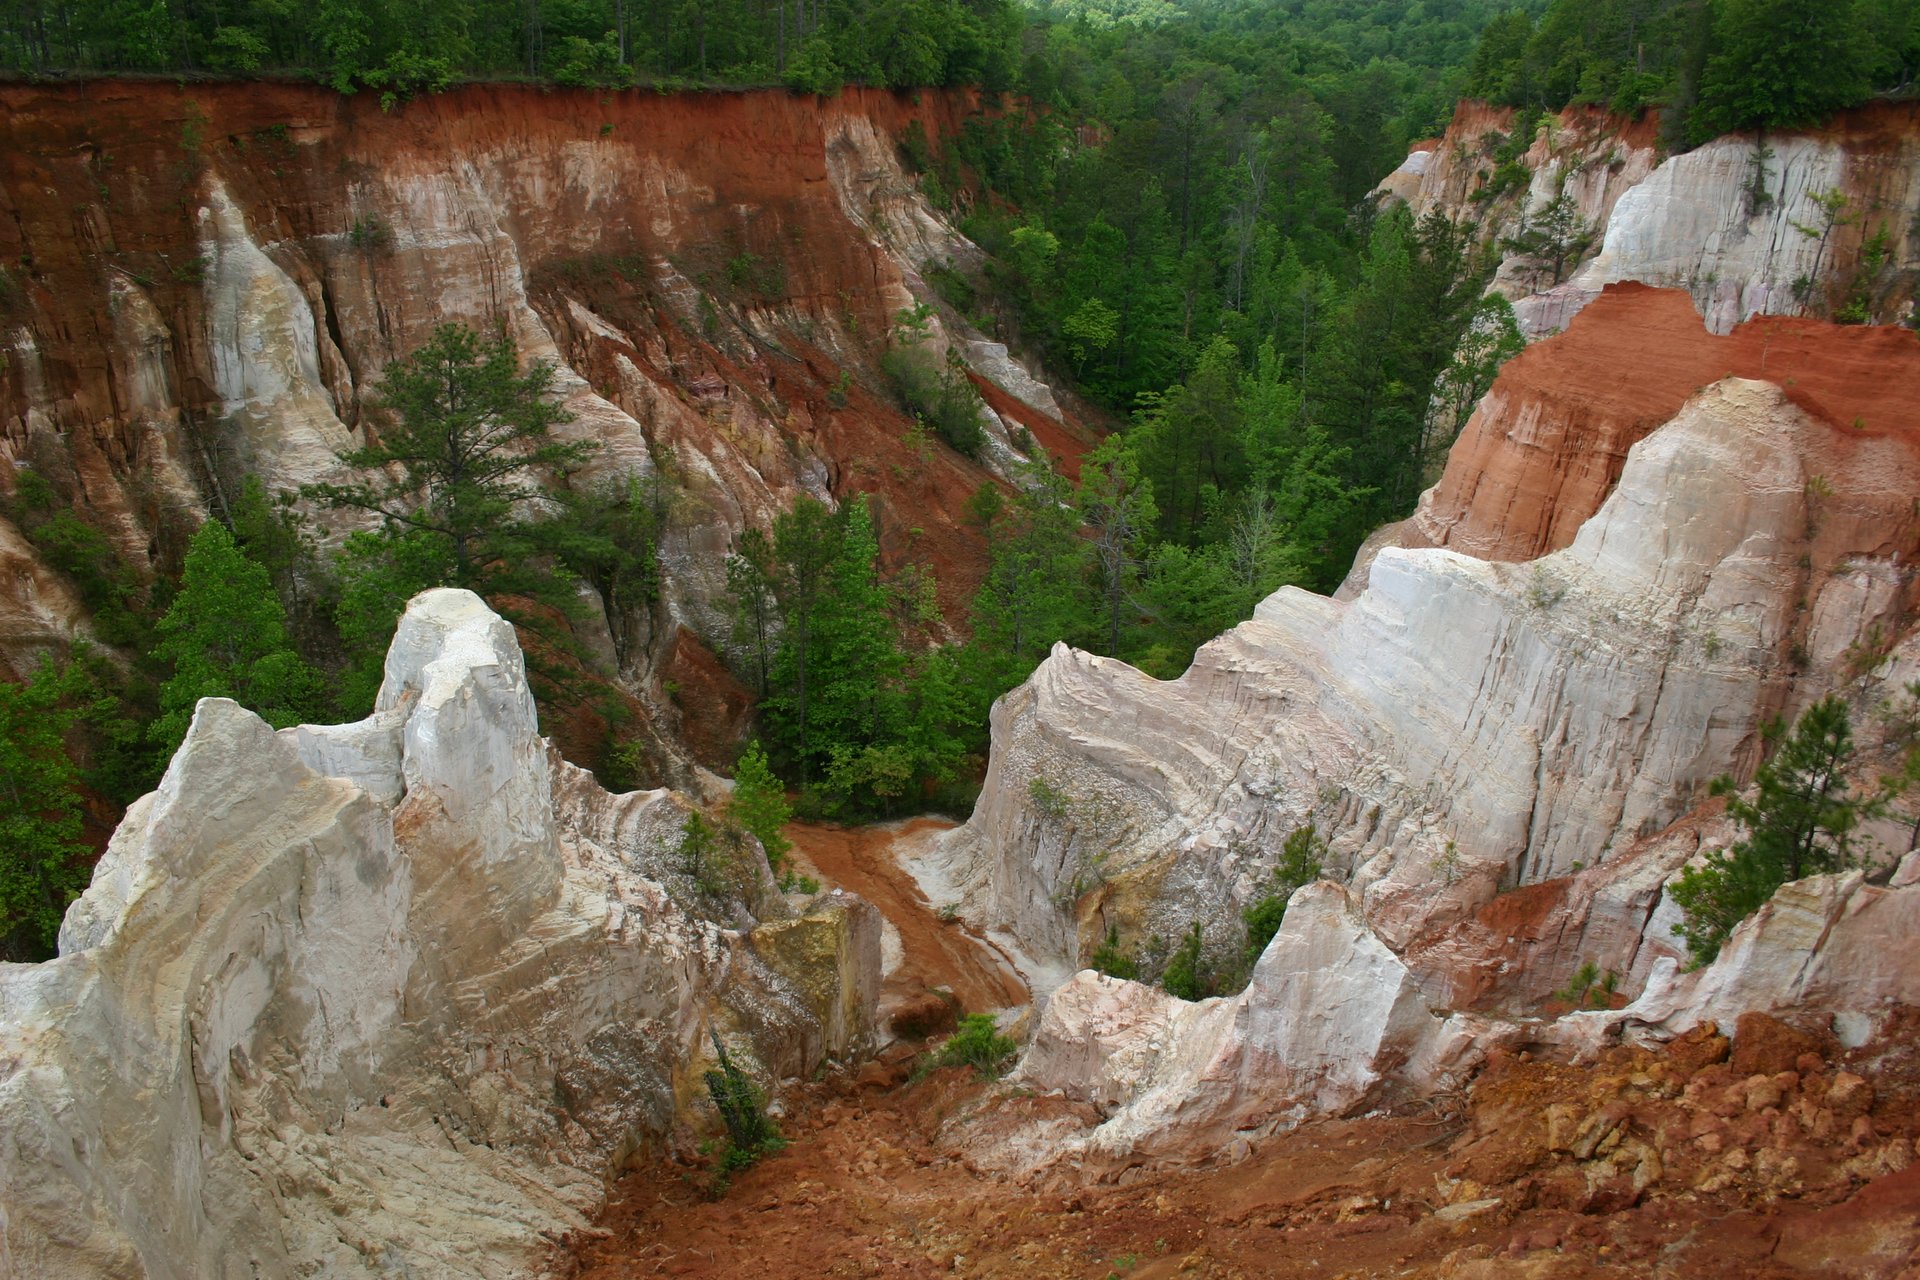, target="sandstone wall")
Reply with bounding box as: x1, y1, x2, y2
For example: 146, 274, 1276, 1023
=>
0, 589, 881, 1277
1345, 282, 1920, 587
1382, 100, 1920, 340
930, 374, 1919, 997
